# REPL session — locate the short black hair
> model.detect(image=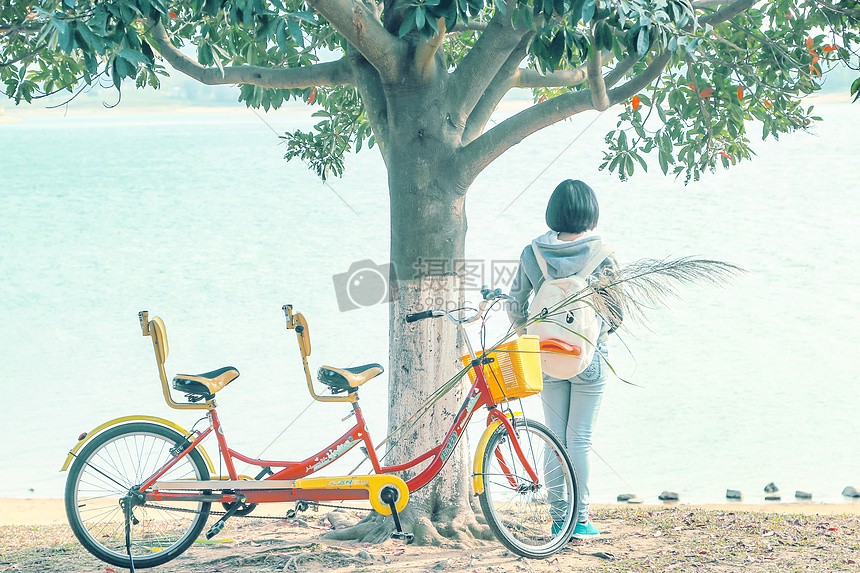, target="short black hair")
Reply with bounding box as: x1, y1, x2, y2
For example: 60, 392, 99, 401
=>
545, 179, 599, 234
